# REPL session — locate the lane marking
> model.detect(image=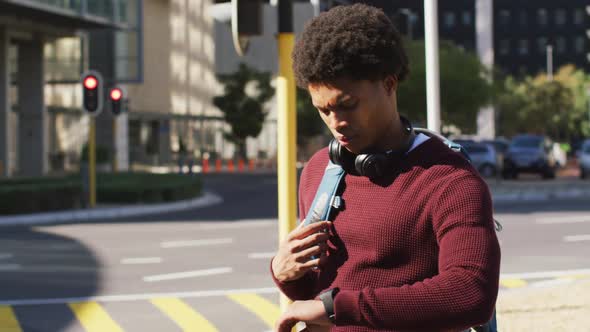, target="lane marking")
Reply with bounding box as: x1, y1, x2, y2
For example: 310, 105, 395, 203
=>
121, 257, 162, 265
68, 302, 124, 332
499, 279, 527, 288
227, 293, 280, 328
160, 238, 233, 248
143, 267, 233, 282
197, 220, 275, 230
0, 306, 22, 332
564, 234, 590, 242
0, 253, 14, 260
501, 268, 590, 280
536, 215, 590, 224
531, 278, 574, 288
248, 252, 275, 259
0, 264, 20, 271
151, 297, 218, 332
0, 287, 278, 306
